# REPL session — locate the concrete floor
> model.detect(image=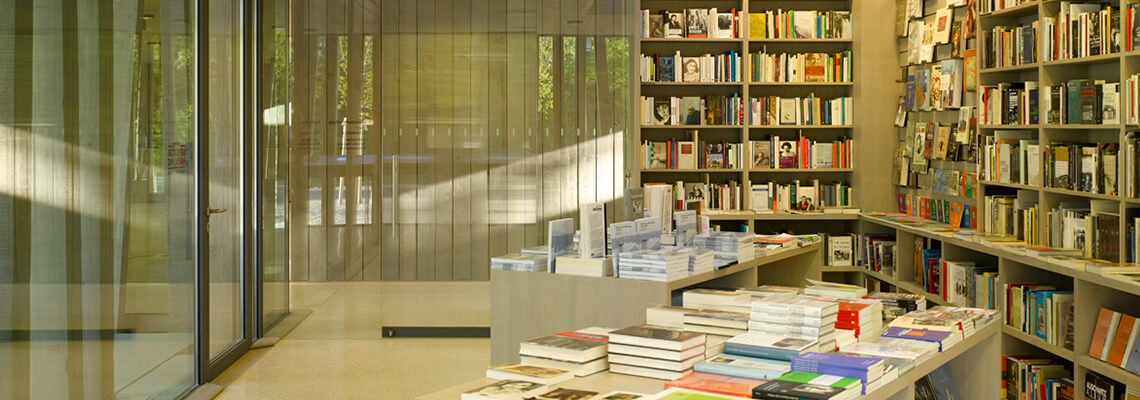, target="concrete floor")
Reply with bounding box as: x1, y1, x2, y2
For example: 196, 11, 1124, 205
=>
211, 281, 492, 400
